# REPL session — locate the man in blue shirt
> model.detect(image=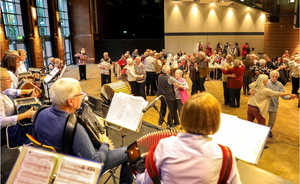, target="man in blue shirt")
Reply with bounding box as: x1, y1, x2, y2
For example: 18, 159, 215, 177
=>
34, 77, 132, 184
